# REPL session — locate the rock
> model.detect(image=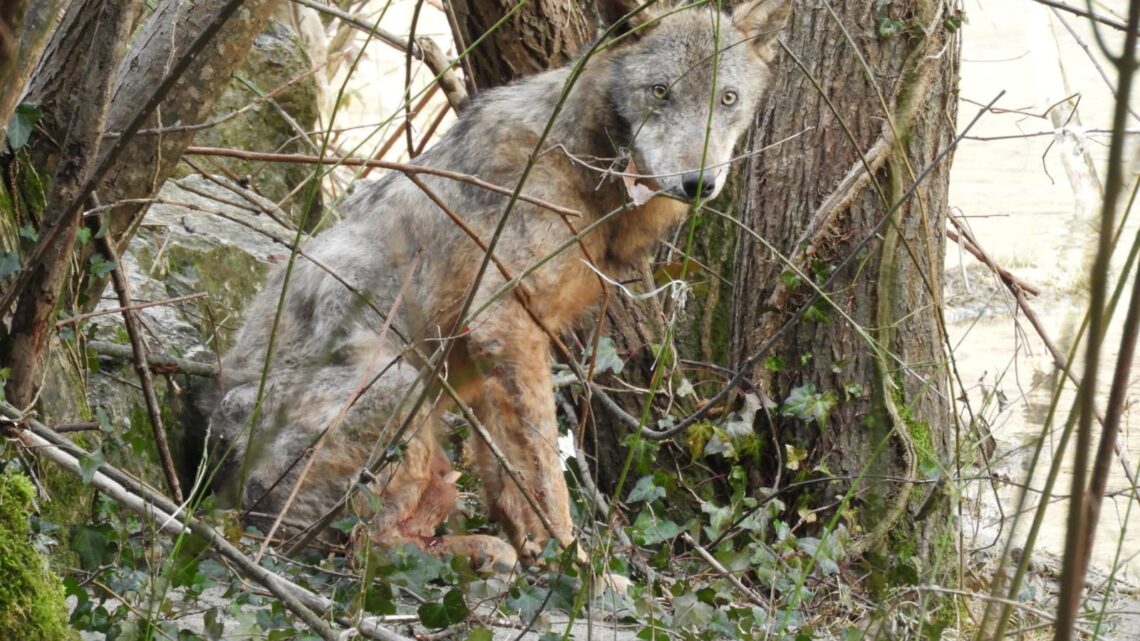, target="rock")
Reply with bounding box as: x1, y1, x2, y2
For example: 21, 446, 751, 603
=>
173, 19, 321, 226
83, 175, 295, 489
